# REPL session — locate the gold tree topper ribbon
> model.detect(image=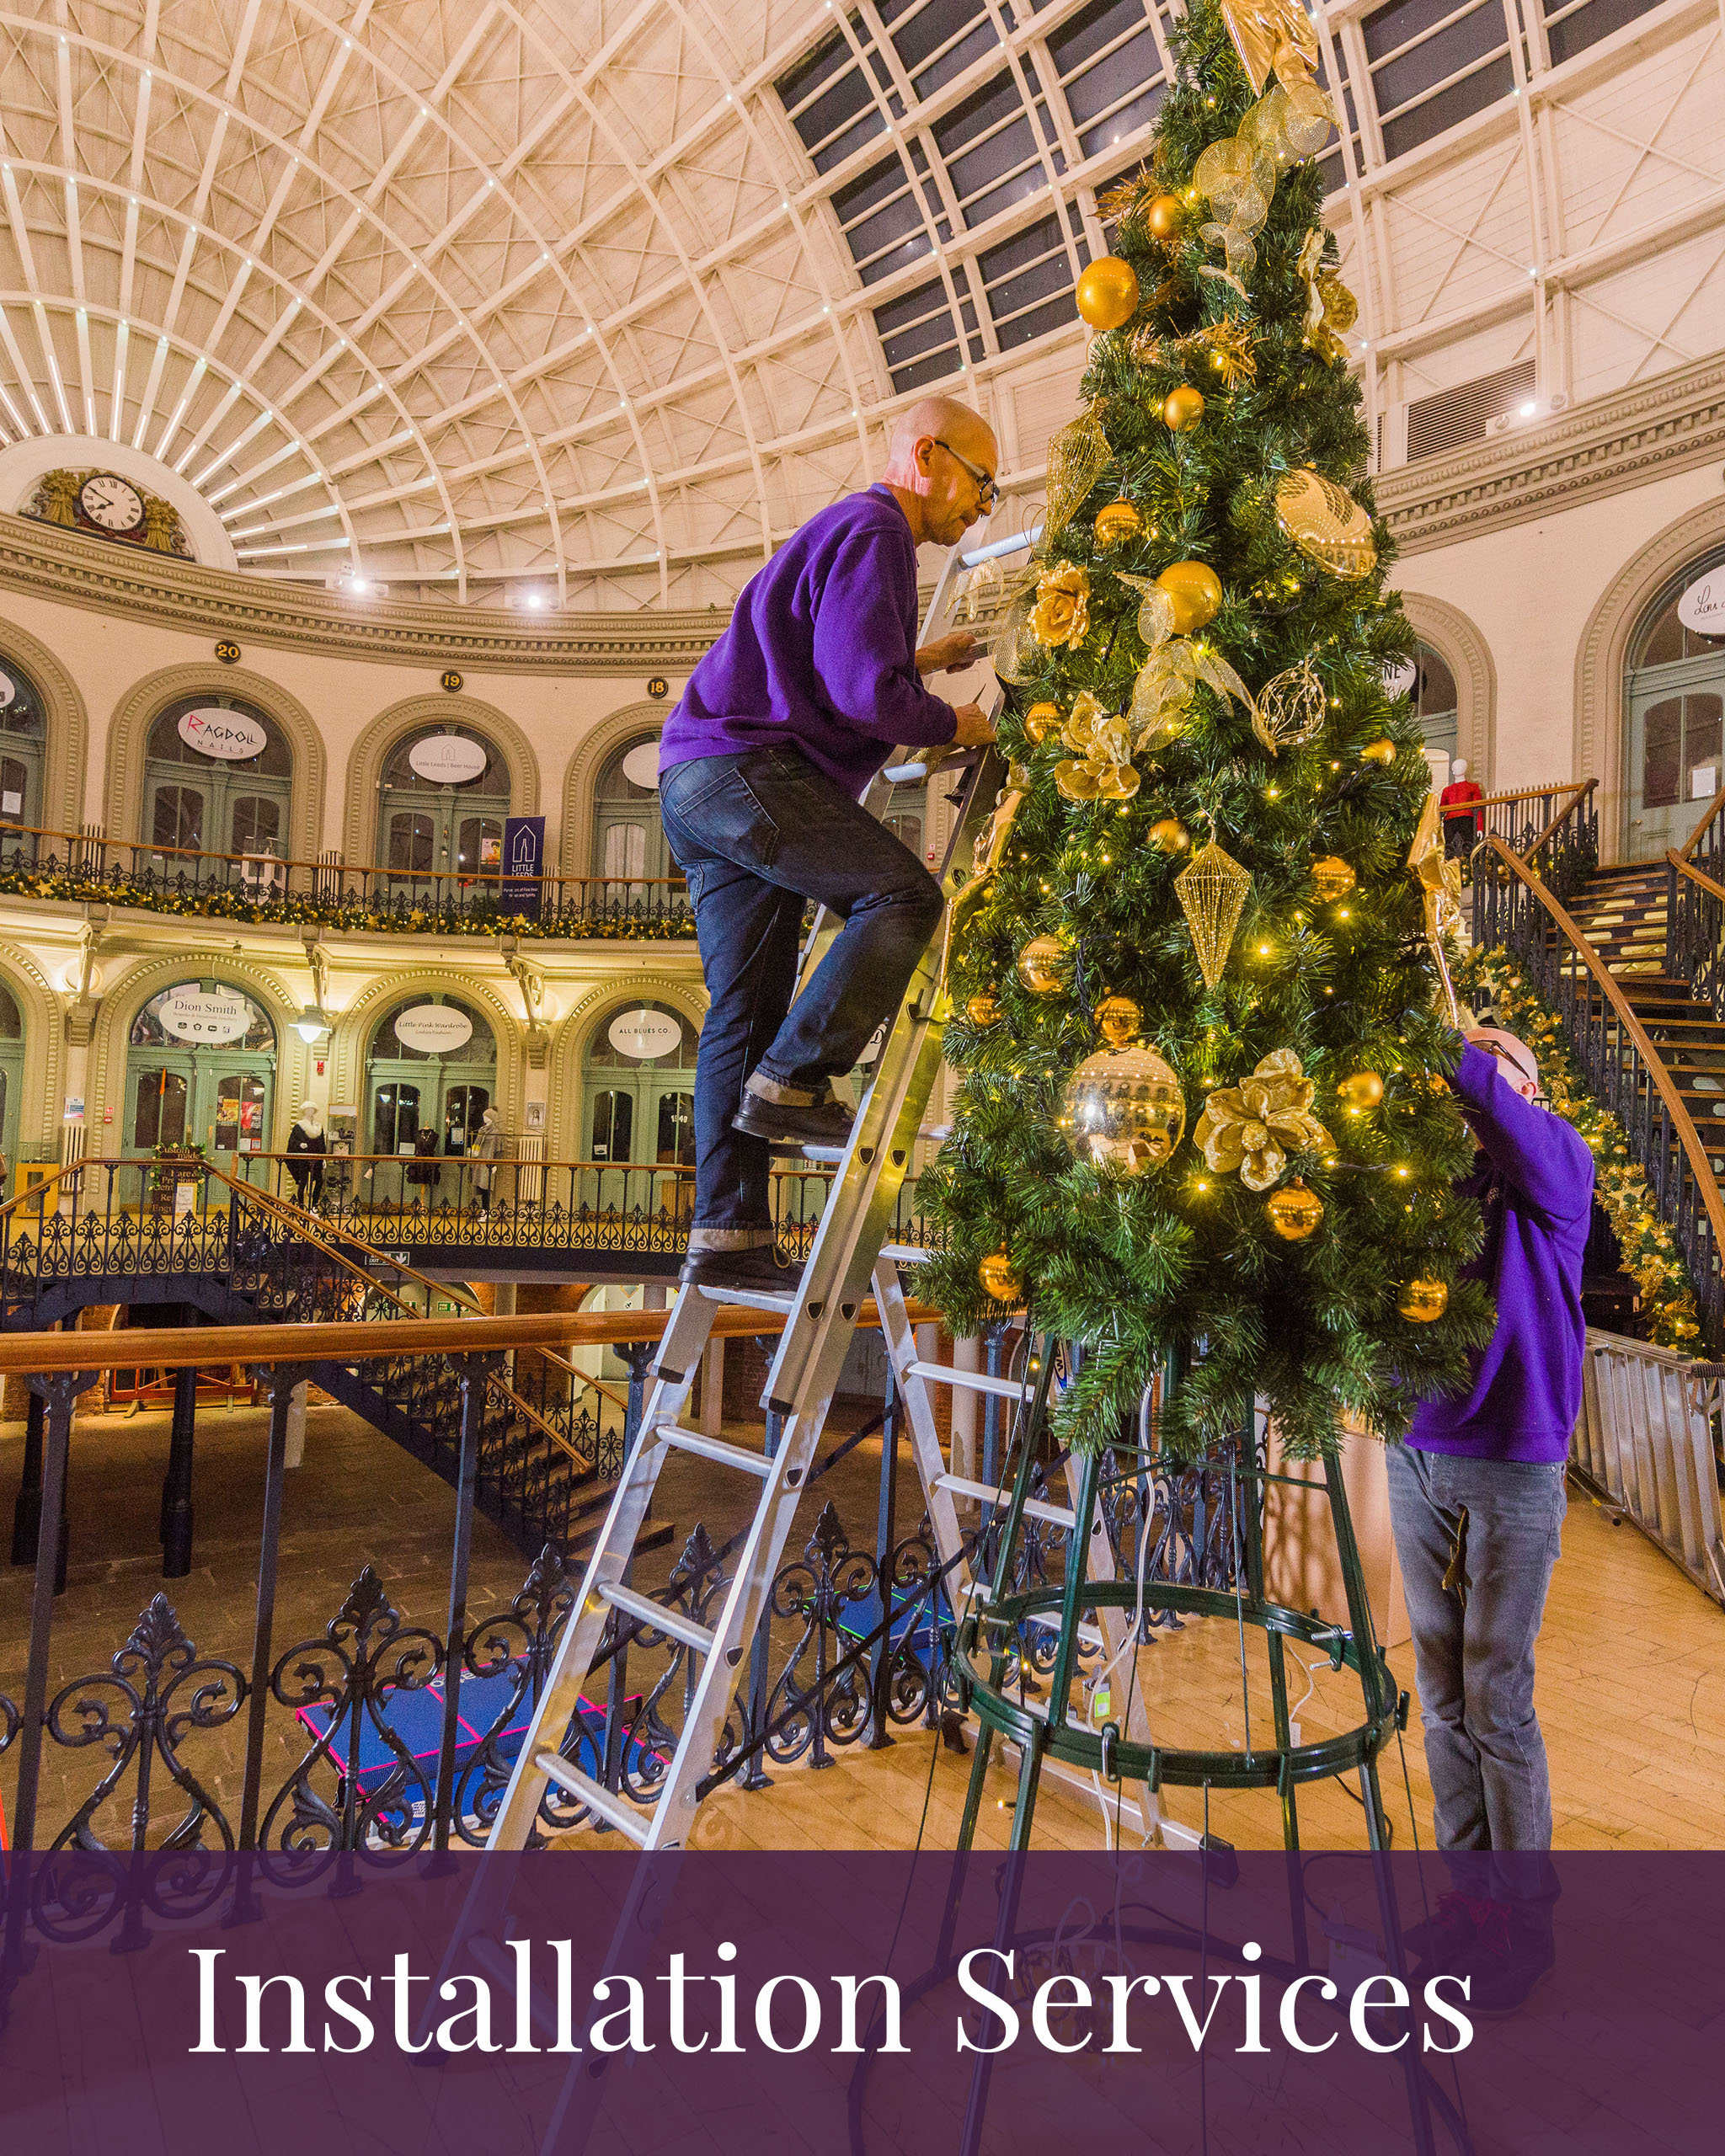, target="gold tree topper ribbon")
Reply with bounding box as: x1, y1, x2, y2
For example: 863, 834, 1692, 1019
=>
1407, 793, 1464, 1024
1296, 229, 1359, 365
1194, 1048, 1333, 1192
1219, 0, 1322, 94
1115, 574, 1258, 751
